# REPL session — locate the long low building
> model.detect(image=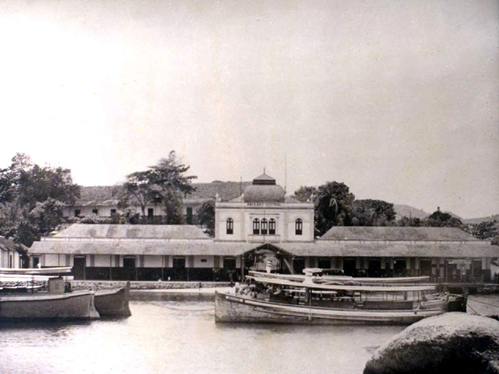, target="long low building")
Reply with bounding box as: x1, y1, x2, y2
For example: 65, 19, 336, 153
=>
29, 224, 498, 283
30, 173, 499, 283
